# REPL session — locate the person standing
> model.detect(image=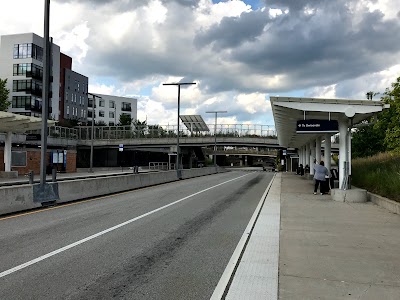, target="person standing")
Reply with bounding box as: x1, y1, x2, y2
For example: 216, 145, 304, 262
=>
313, 161, 329, 195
